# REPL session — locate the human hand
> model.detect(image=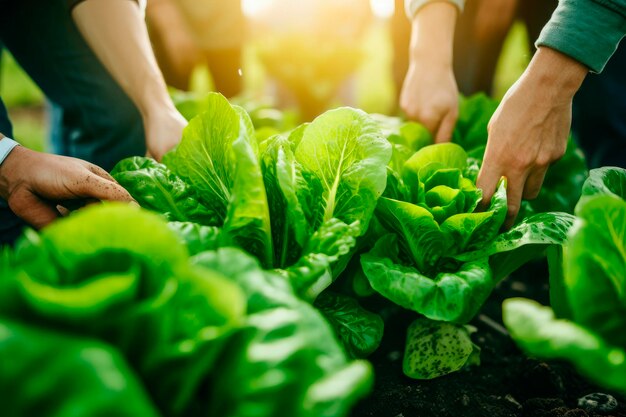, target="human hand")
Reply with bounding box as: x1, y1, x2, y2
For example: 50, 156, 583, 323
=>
476, 48, 587, 228
401, 2, 459, 142
401, 61, 459, 142
0, 146, 135, 229
474, 0, 518, 42
144, 107, 187, 161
